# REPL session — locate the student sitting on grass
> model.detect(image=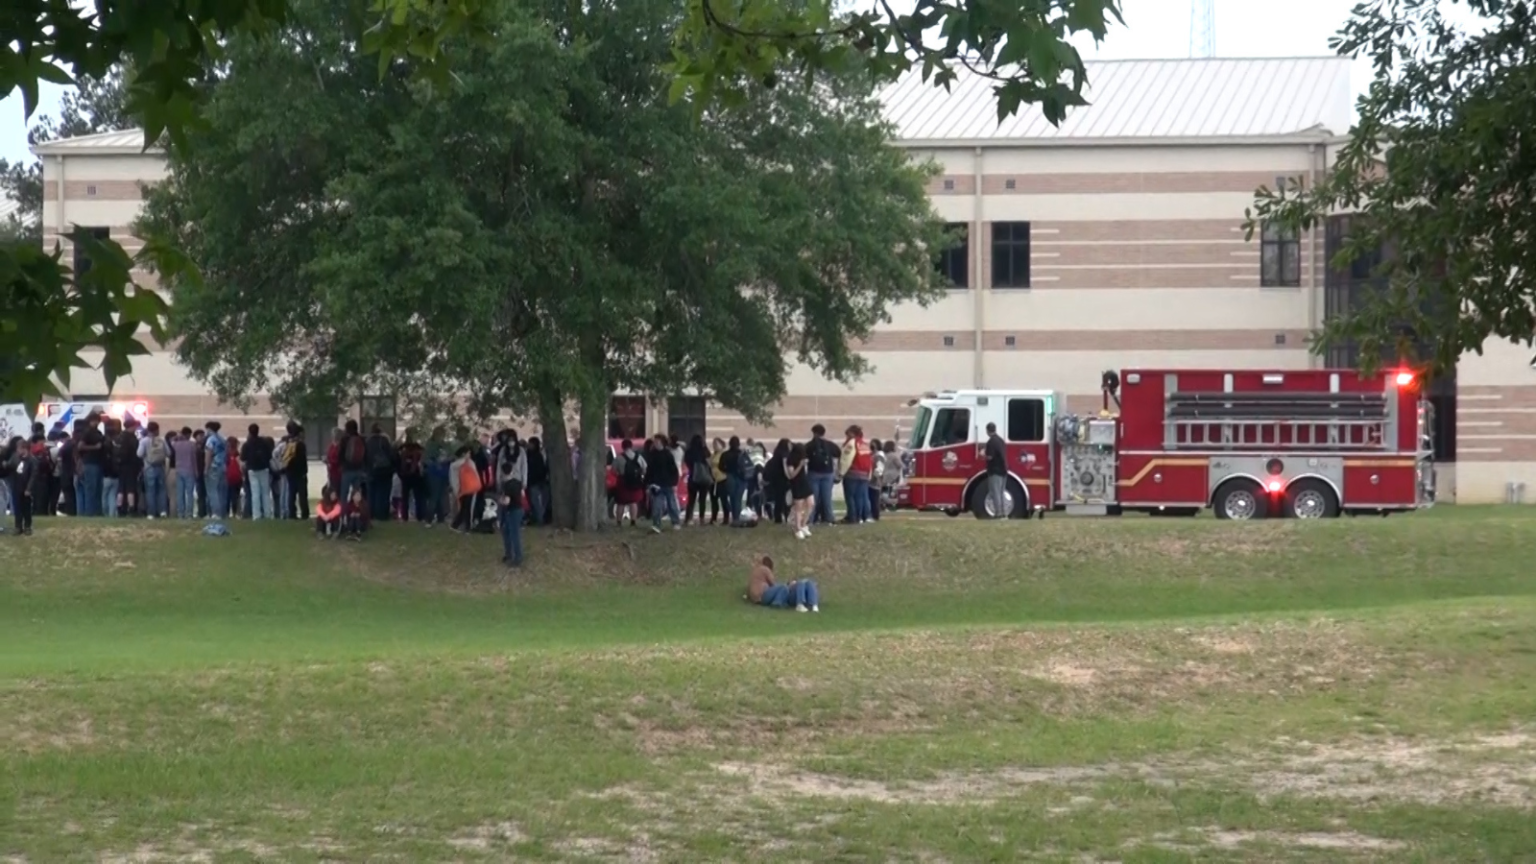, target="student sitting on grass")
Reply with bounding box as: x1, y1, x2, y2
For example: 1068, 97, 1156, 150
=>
315, 487, 343, 538
745, 554, 820, 613
342, 486, 369, 540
